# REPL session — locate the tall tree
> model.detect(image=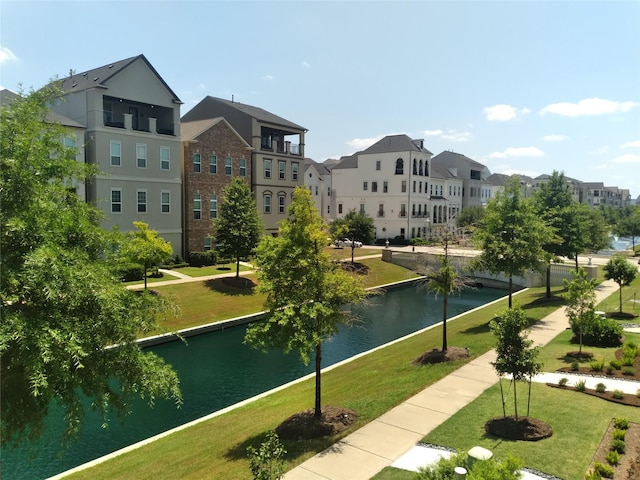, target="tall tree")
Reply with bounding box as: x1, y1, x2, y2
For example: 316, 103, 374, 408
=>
245, 188, 366, 418
343, 209, 375, 262
616, 206, 640, 252
123, 221, 173, 289
603, 254, 638, 313
213, 177, 263, 279
490, 306, 542, 420
564, 267, 597, 355
472, 177, 552, 307
1, 85, 181, 446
